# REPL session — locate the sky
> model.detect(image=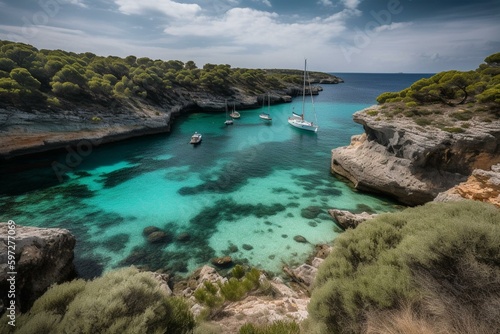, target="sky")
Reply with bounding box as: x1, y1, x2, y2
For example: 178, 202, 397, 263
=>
0, 0, 499, 73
